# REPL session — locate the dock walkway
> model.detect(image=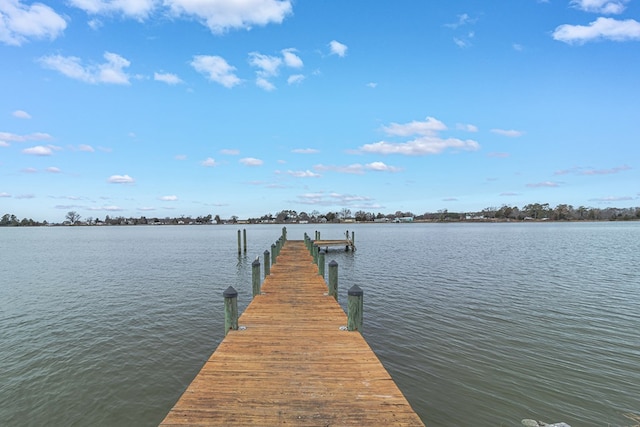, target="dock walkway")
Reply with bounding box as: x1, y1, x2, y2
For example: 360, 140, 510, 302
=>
160, 240, 423, 426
